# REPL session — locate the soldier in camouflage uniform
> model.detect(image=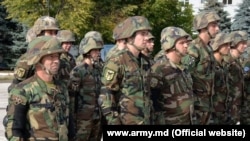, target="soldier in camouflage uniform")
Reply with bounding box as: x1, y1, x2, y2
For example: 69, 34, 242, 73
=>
210, 33, 232, 124
5, 36, 73, 141
182, 11, 220, 125
104, 21, 129, 61
224, 31, 248, 125
56, 30, 76, 85
141, 32, 155, 61
68, 35, 104, 141
76, 31, 103, 65
150, 26, 194, 125
98, 16, 153, 125
241, 40, 250, 124
8, 16, 60, 92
